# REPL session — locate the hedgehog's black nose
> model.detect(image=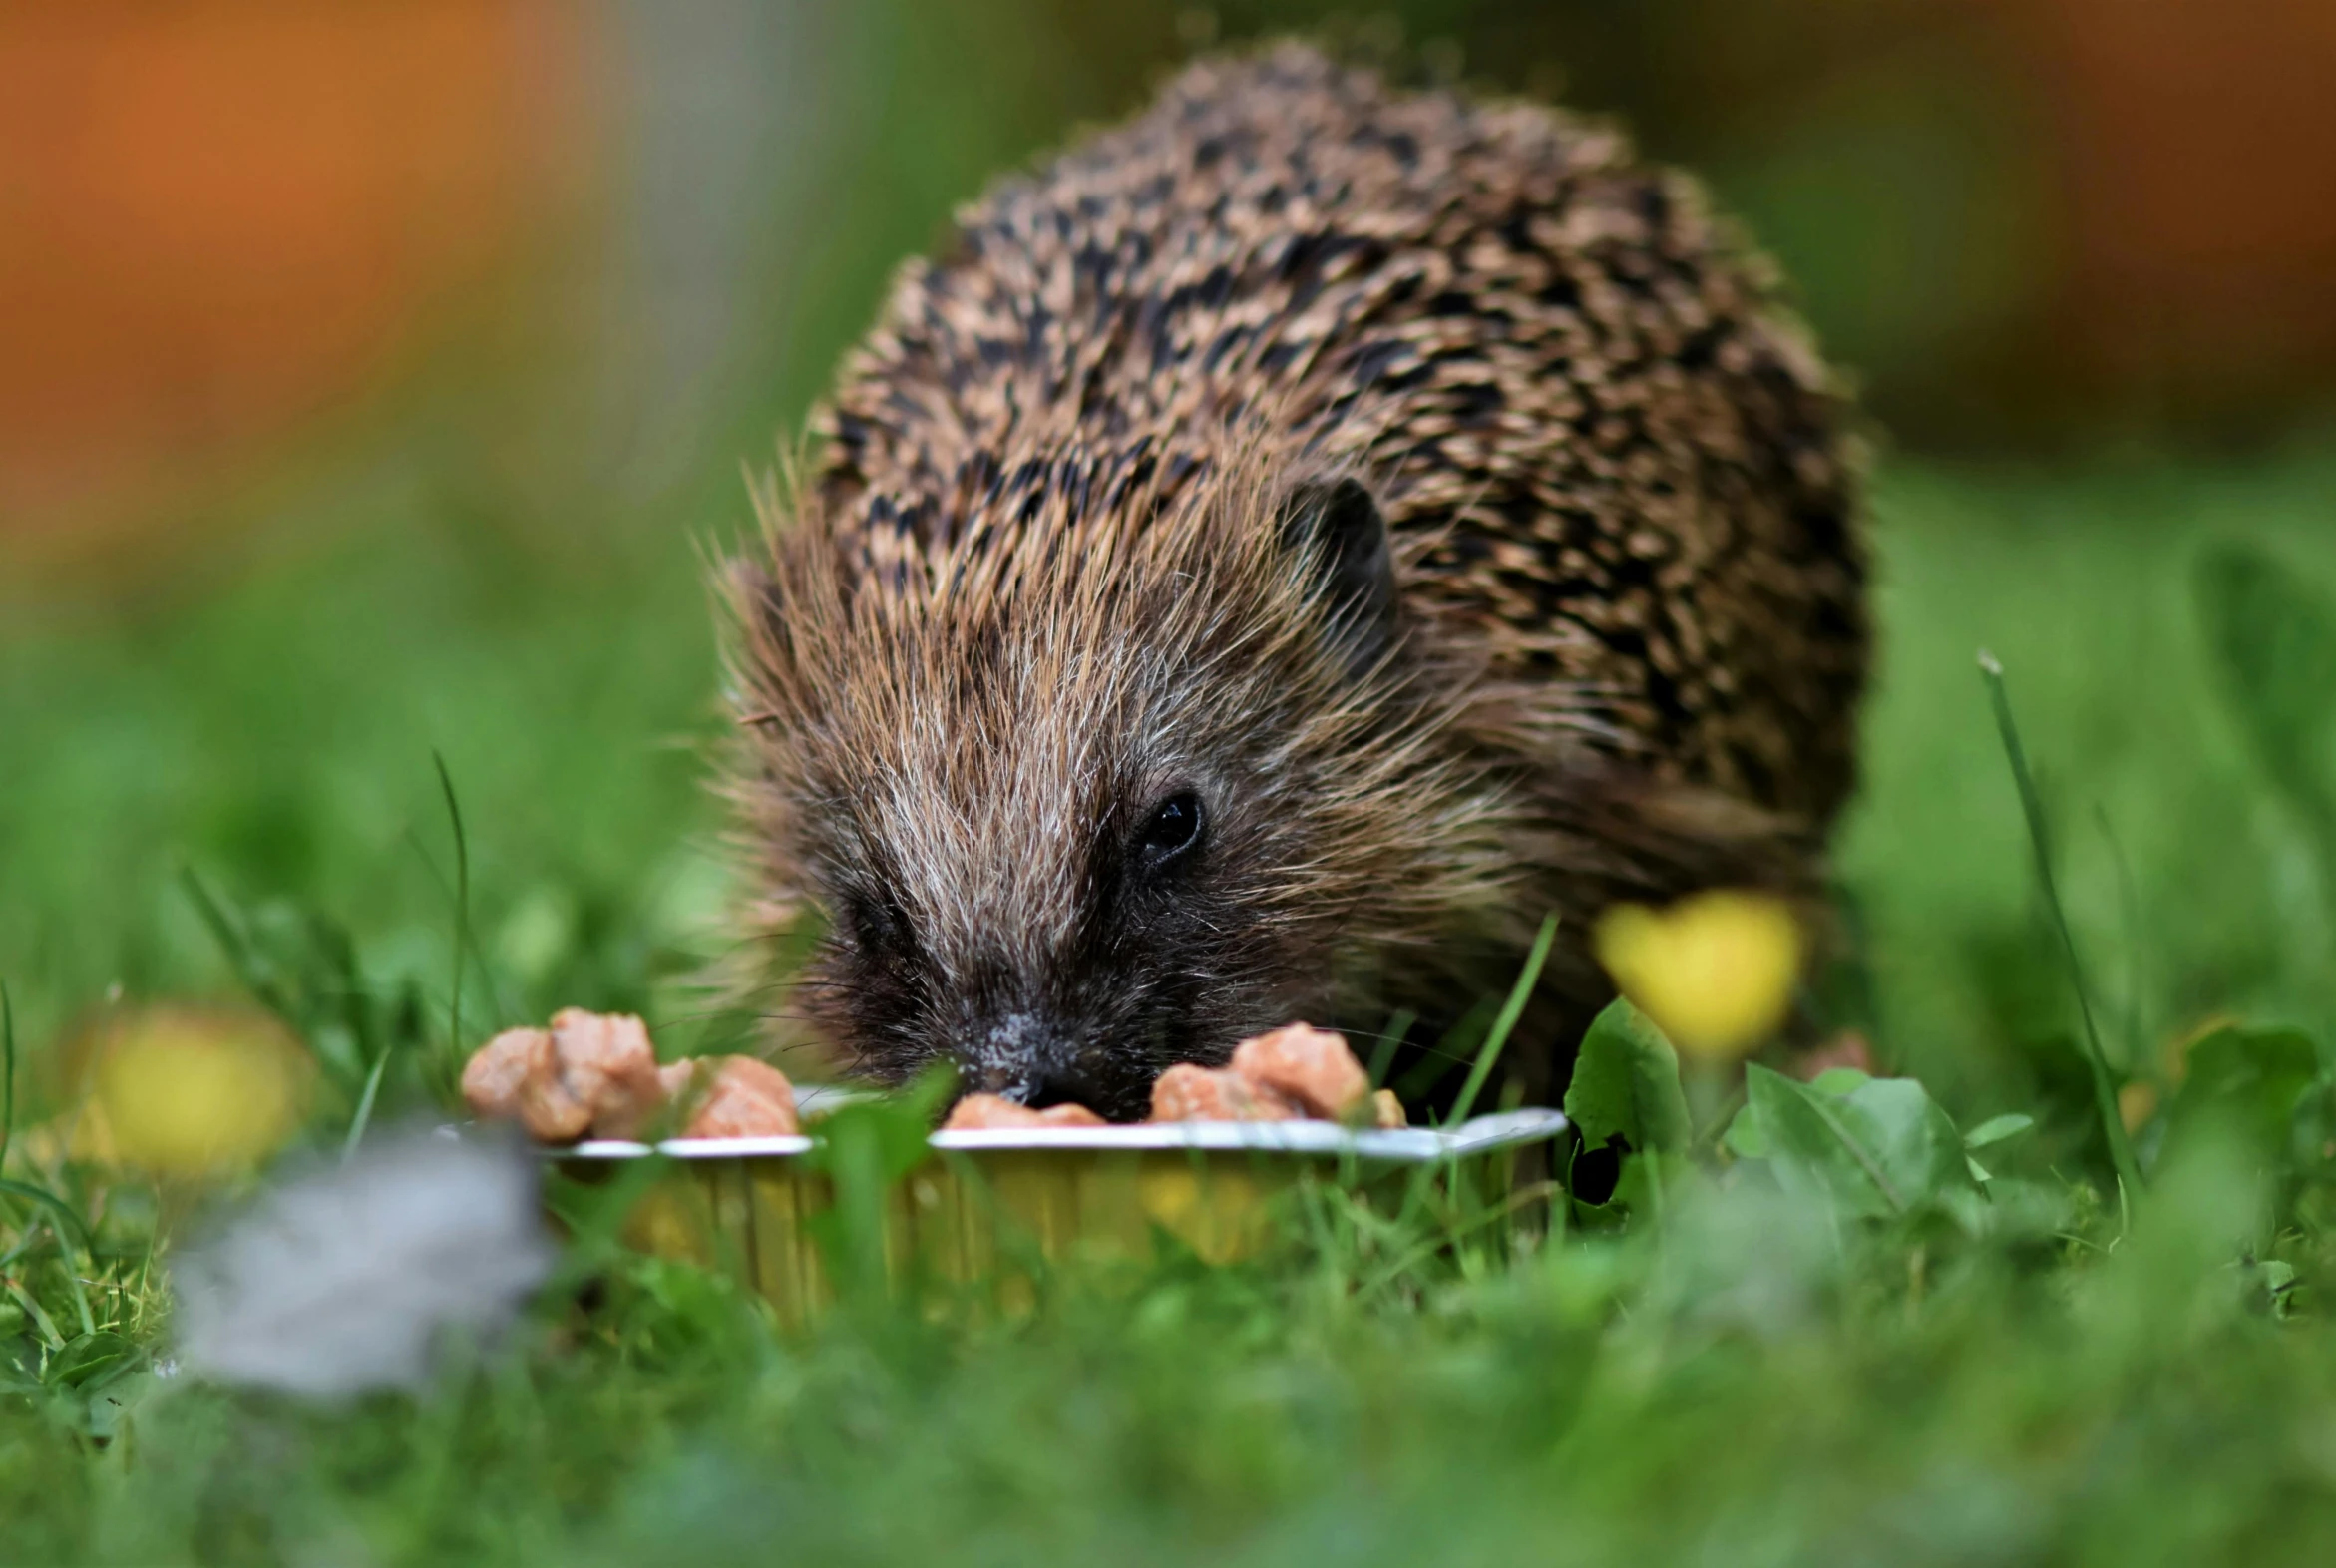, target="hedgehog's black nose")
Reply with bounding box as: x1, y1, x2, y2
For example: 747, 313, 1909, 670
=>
1015, 1069, 1092, 1111
971, 1060, 1087, 1109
